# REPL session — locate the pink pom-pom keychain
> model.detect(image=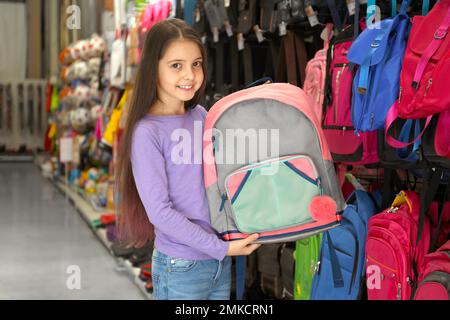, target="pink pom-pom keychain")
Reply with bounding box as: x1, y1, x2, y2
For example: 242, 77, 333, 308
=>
309, 195, 337, 221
